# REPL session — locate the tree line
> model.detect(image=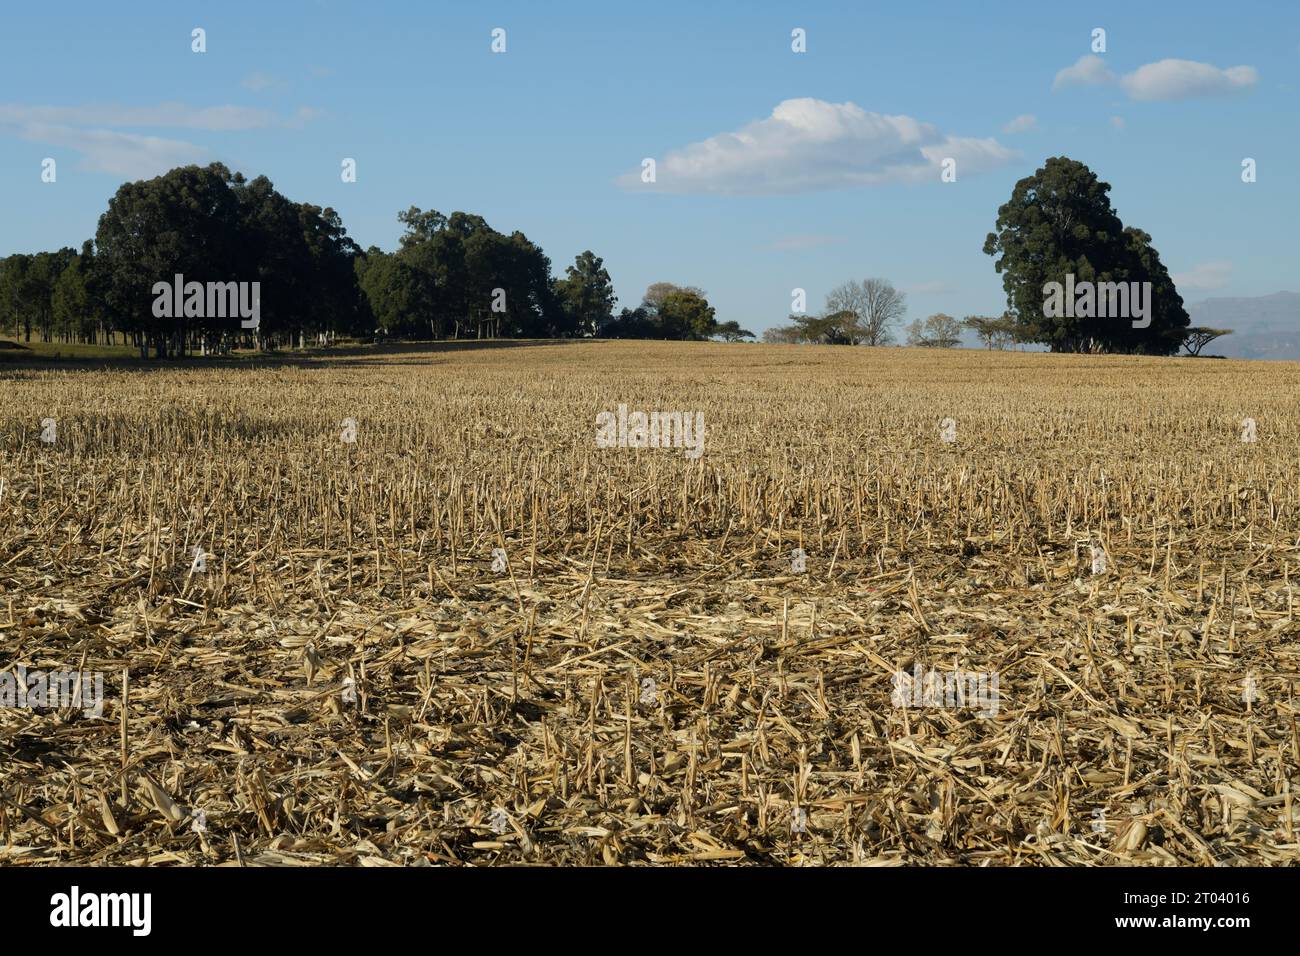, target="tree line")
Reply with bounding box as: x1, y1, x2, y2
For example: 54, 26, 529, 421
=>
764, 157, 1230, 356
1, 156, 1231, 358
0, 163, 750, 358
2, 165, 367, 357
